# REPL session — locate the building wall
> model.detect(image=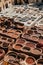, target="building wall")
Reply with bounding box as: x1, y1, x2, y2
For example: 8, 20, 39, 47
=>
0, 0, 12, 12
0, 0, 43, 12
12, 0, 43, 4
28, 0, 42, 3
